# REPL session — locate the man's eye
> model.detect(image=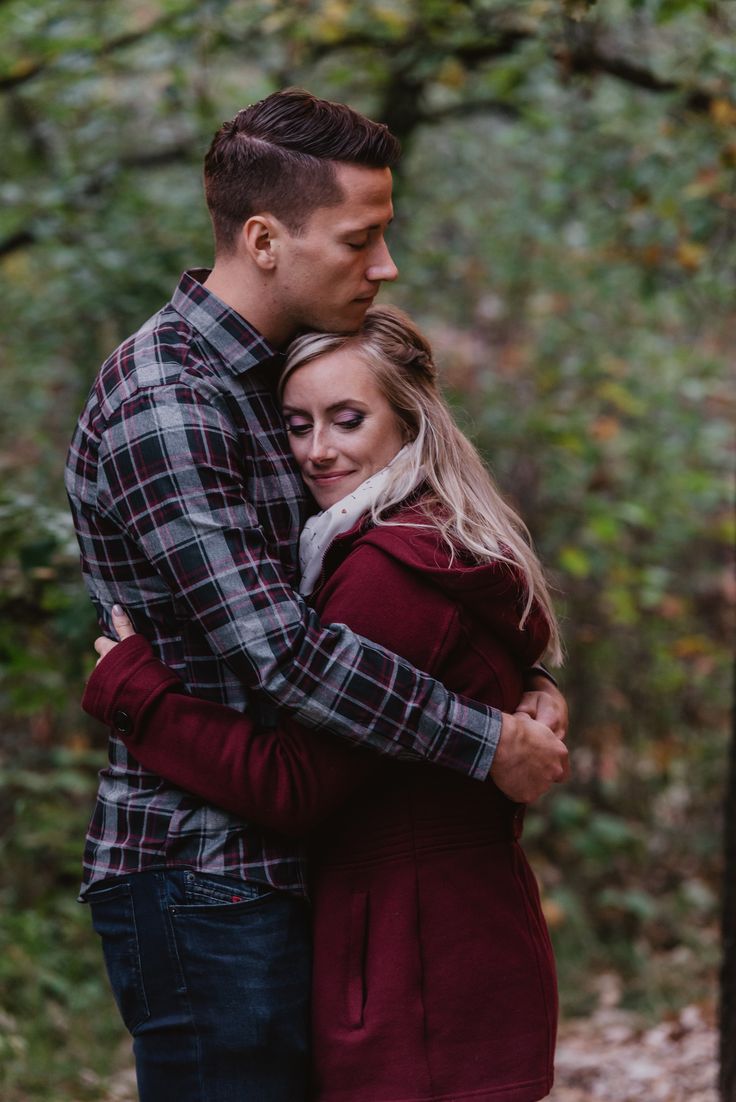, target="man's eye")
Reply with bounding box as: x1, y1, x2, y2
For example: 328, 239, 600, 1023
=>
346, 240, 368, 250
